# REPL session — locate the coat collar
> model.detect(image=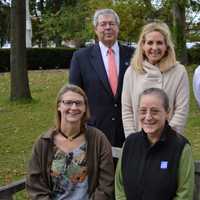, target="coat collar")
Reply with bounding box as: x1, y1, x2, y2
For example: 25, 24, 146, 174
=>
41, 128, 57, 140
141, 121, 173, 146
143, 60, 177, 73
90, 43, 111, 95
